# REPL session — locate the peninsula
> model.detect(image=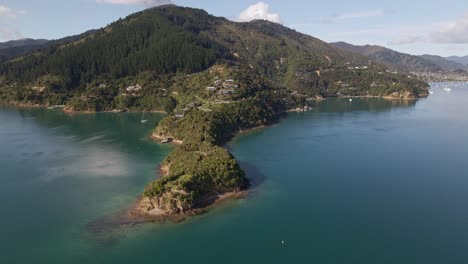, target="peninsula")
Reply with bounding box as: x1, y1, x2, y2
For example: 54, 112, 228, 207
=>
0, 5, 429, 219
